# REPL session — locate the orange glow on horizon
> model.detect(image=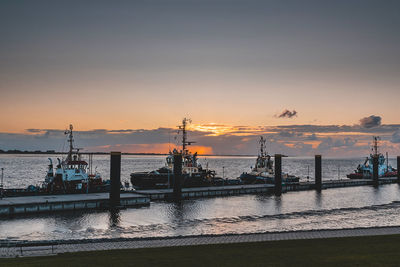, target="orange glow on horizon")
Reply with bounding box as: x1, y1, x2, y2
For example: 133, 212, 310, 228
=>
189, 123, 273, 136
86, 143, 213, 155
303, 141, 322, 149
189, 123, 236, 136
